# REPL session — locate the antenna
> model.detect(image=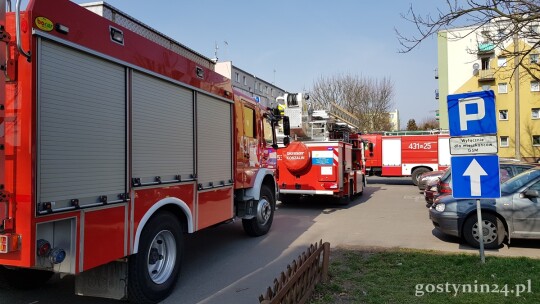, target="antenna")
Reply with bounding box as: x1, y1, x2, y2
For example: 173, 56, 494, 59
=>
212, 41, 219, 63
